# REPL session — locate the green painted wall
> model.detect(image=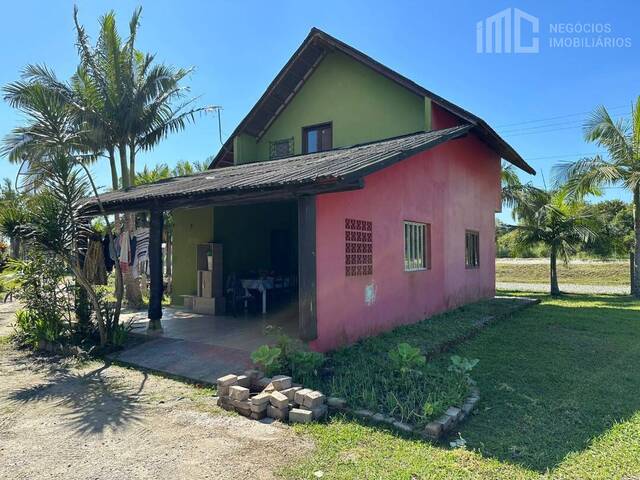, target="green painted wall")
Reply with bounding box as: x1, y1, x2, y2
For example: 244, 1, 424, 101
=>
170, 206, 214, 304
213, 201, 297, 278
235, 51, 426, 164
